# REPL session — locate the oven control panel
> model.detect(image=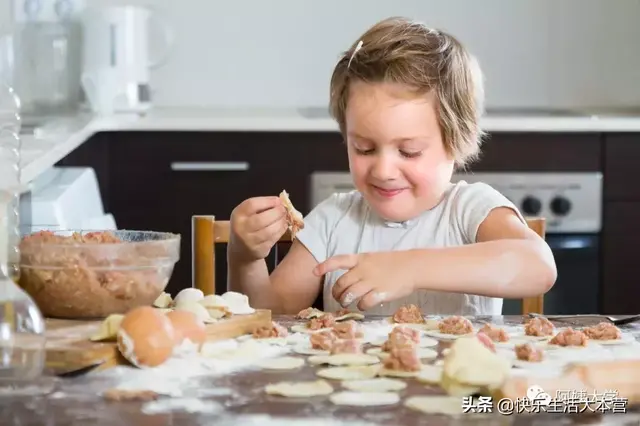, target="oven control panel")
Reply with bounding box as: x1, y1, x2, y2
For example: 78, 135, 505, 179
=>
451, 172, 602, 233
